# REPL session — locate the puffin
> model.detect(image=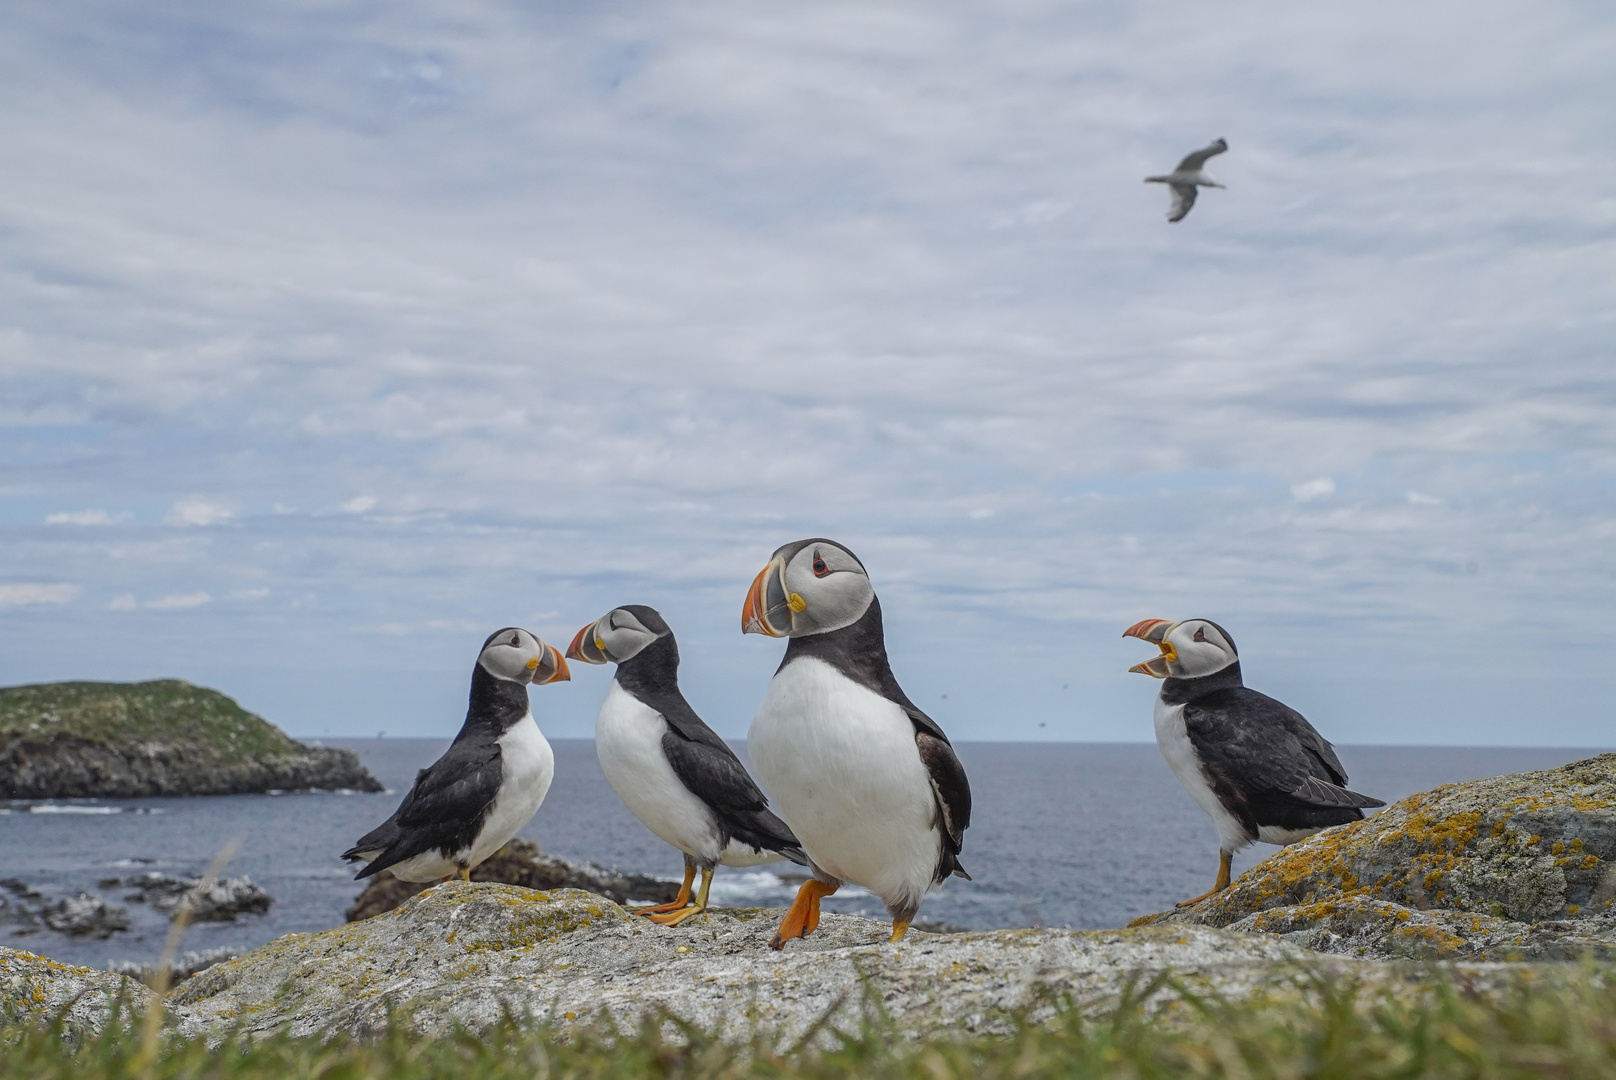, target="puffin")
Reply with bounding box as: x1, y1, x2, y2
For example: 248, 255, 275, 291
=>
566, 604, 806, 926
742, 538, 971, 949
1124, 617, 1384, 905
342, 627, 570, 882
